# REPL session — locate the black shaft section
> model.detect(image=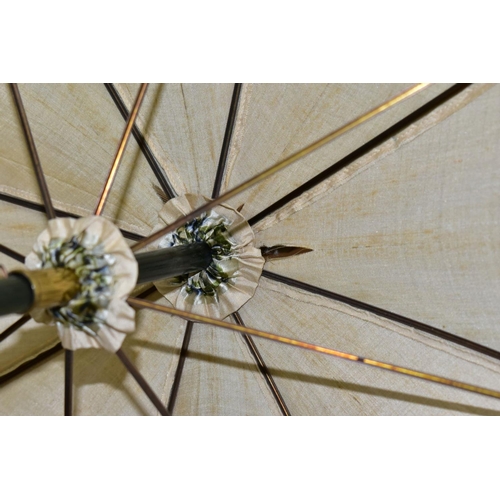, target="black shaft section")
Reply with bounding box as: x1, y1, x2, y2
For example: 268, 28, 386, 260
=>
0, 243, 212, 316
0, 274, 33, 316
135, 242, 212, 284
